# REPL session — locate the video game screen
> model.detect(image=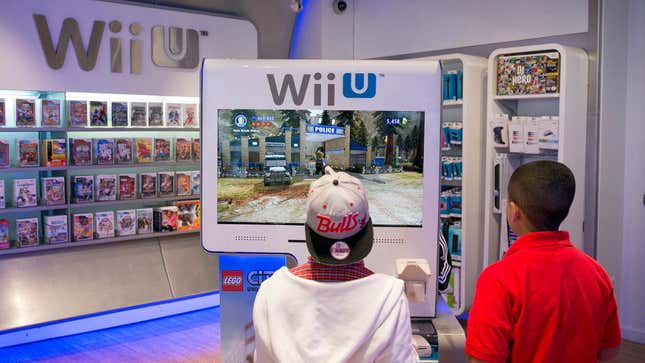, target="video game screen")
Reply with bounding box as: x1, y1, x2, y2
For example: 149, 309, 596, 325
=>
217, 109, 425, 227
